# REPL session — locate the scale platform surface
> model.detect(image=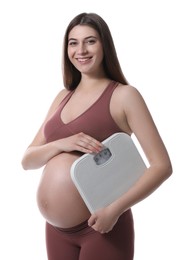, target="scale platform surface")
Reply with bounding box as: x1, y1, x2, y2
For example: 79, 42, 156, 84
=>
70, 132, 147, 213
